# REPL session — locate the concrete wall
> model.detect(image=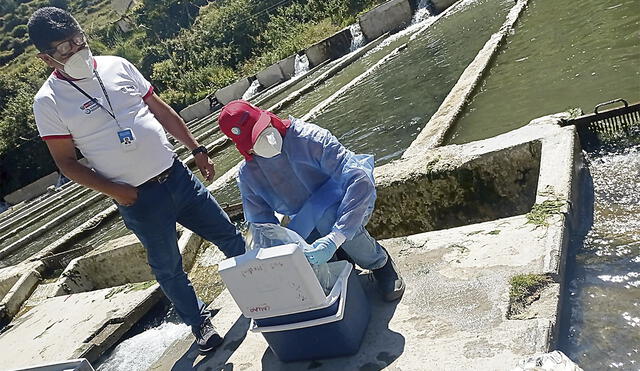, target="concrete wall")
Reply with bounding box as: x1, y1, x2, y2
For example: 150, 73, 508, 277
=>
179, 97, 213, 123
359, 0, 413, 41
304, 28, 353, 67
278, 55, 297, 79
256, 62, 286, 89
57, 235, 154, 294
431, 0, 459, 13
5, 172, 59, 205
368, 141, 542, 239
54, 231, 202, 296
214, 77, 252, 105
